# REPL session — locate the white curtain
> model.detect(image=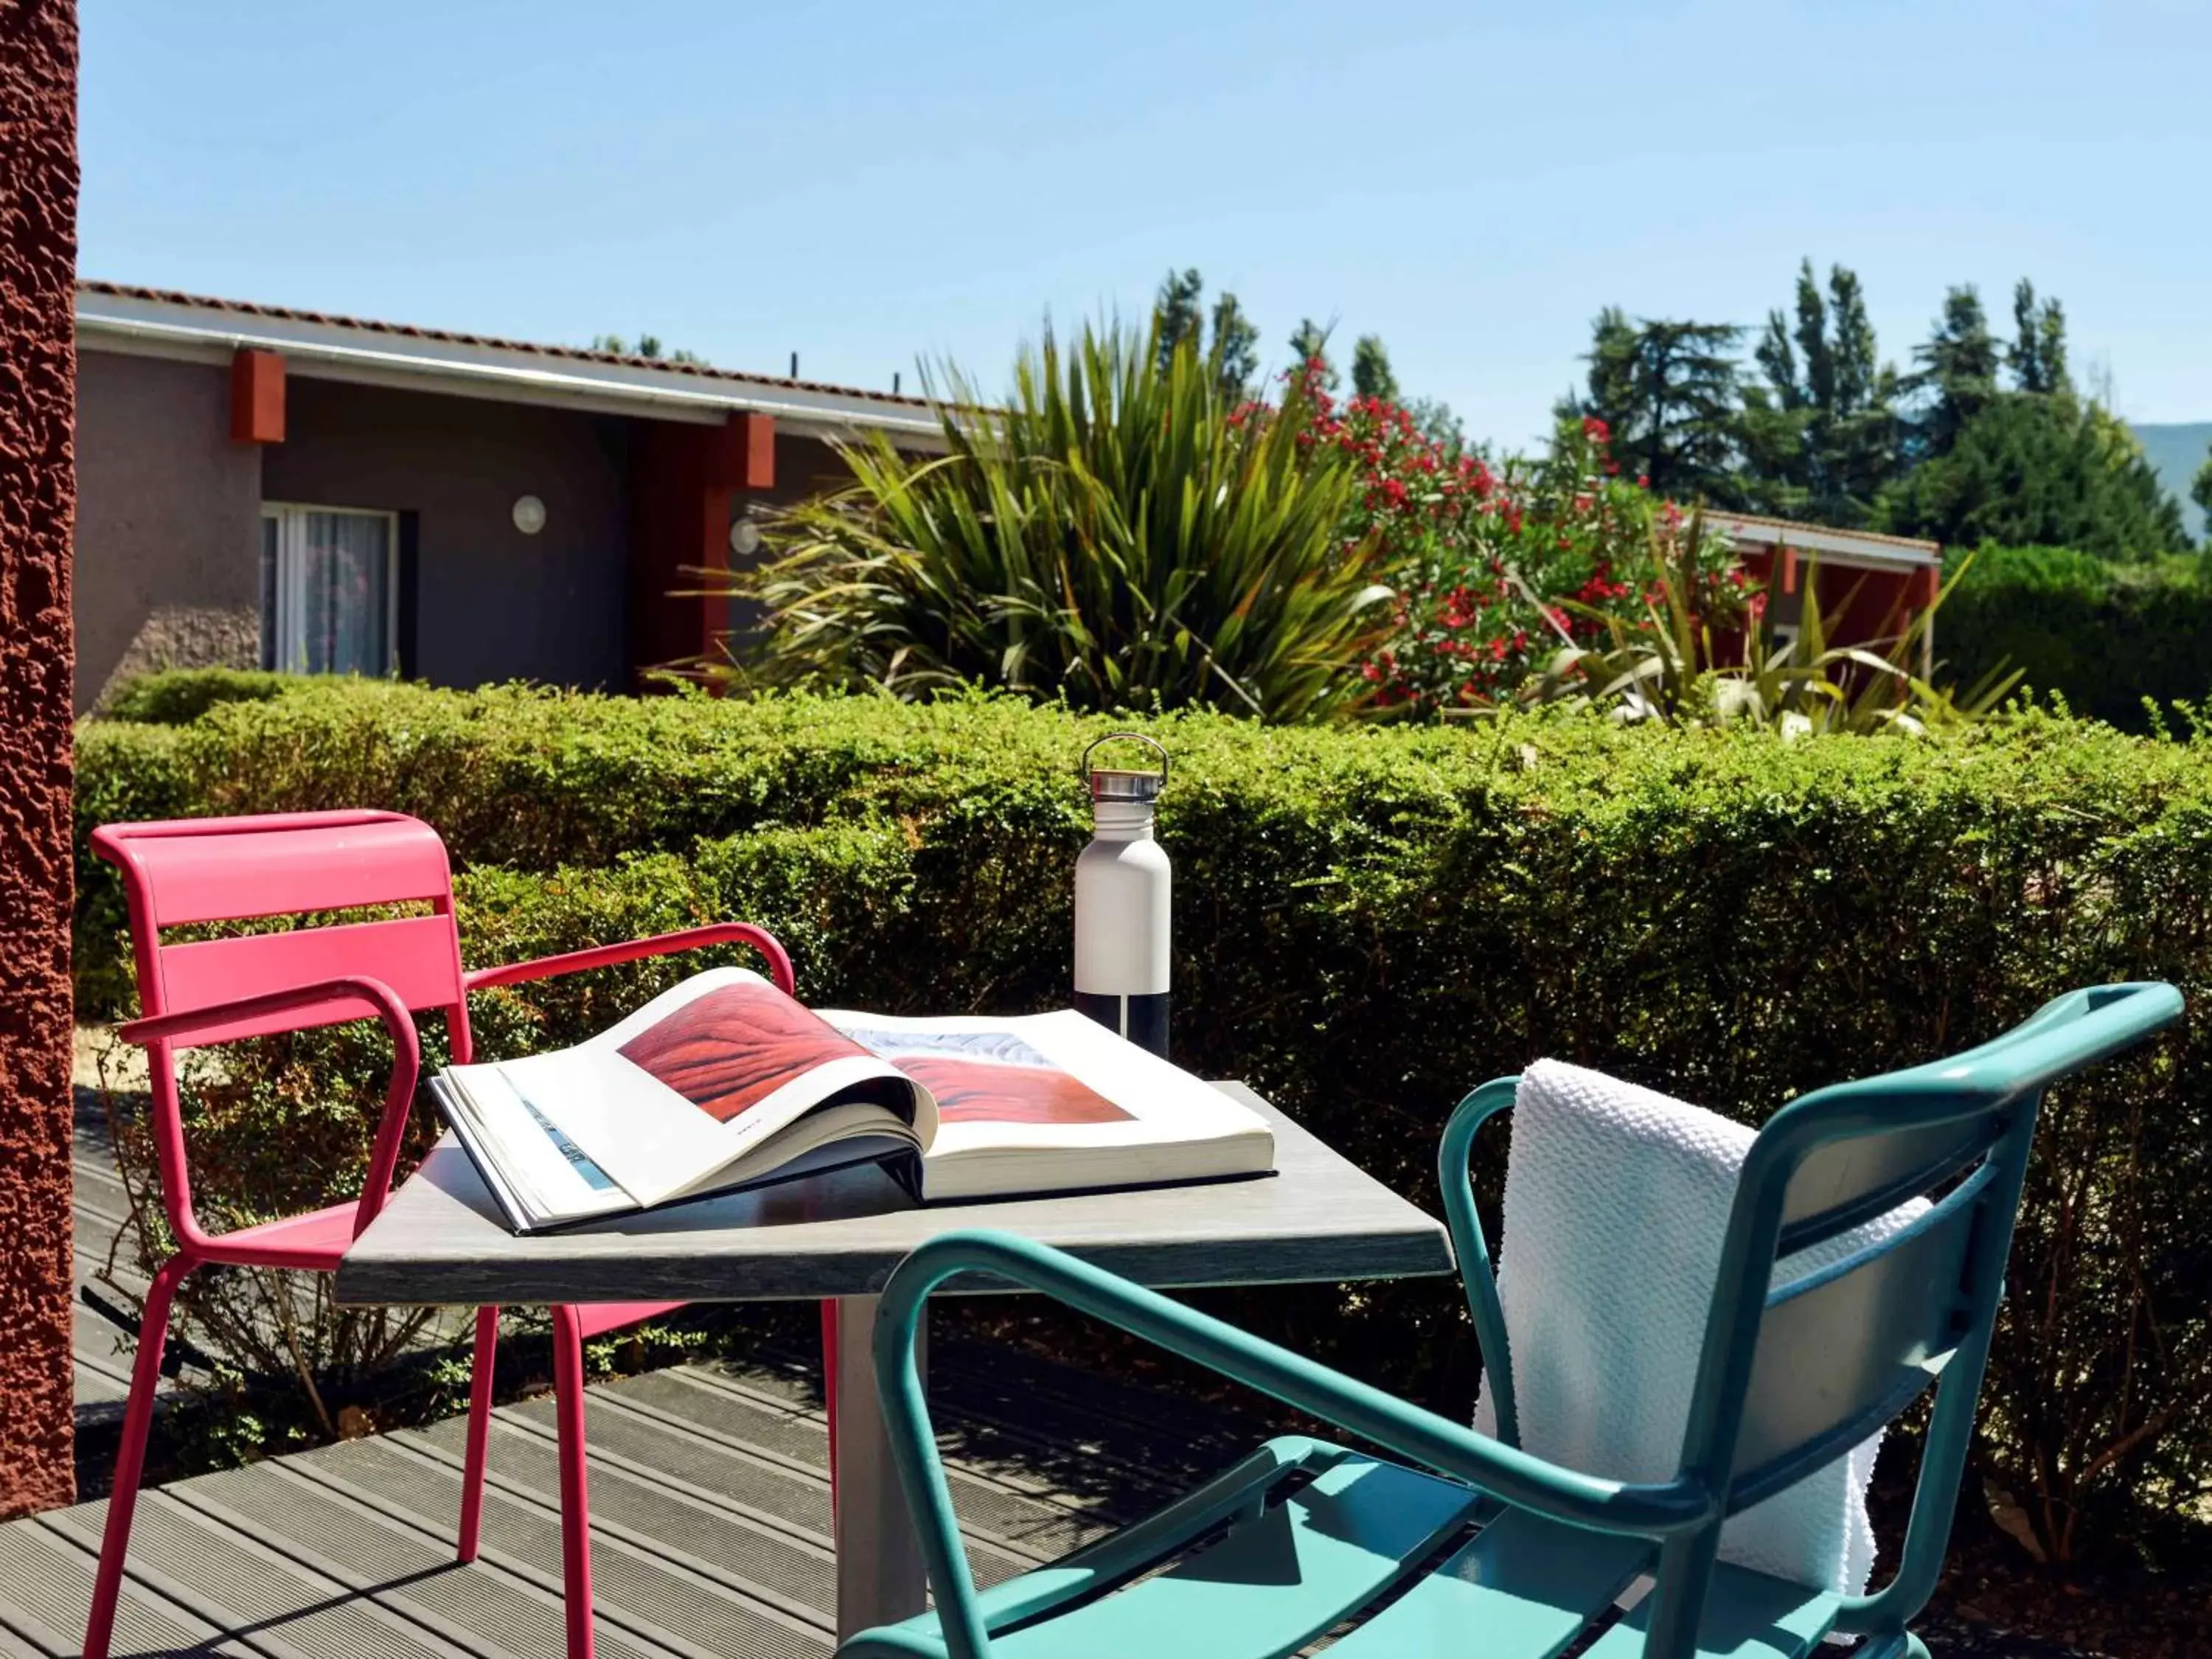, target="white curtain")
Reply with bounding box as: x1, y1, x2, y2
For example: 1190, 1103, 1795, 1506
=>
261, 508, 392, 675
